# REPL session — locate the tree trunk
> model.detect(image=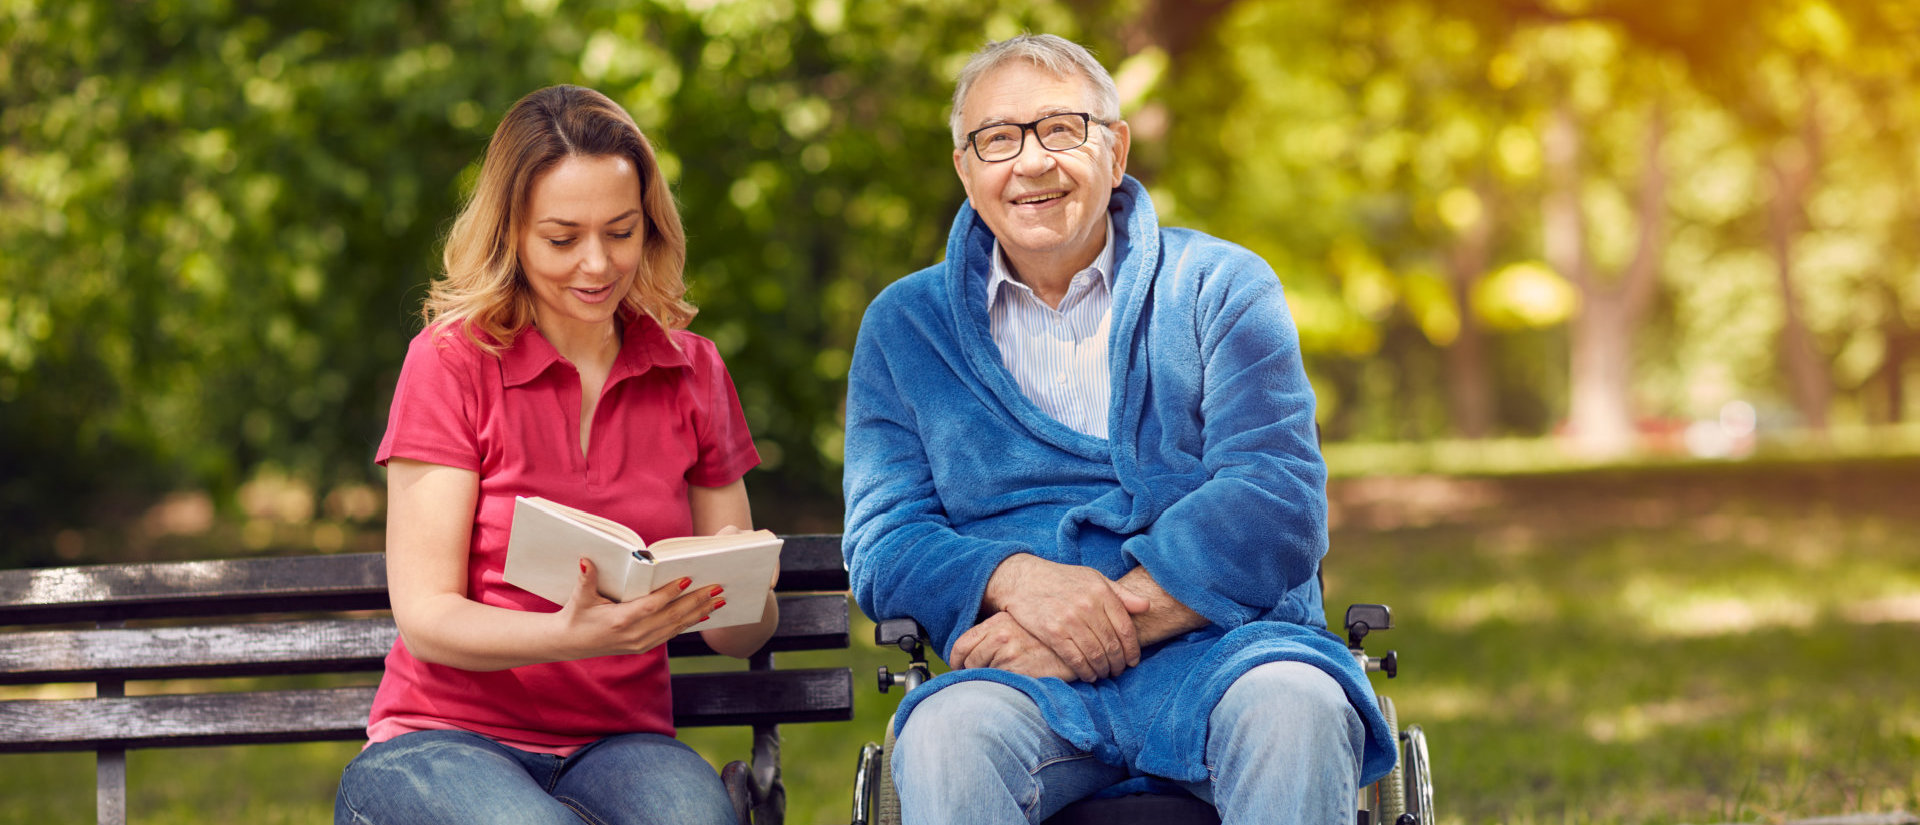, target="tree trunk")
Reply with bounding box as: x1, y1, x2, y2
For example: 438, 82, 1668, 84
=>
1566, 293, 1637, 455
1876, 282, 1910, 424
1766, 101, 1832, 432
1094, 0, 1241, 165
1544, 95, 1668, 457
1444, 181, 1495, 439
1884, 331, 1908, 424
